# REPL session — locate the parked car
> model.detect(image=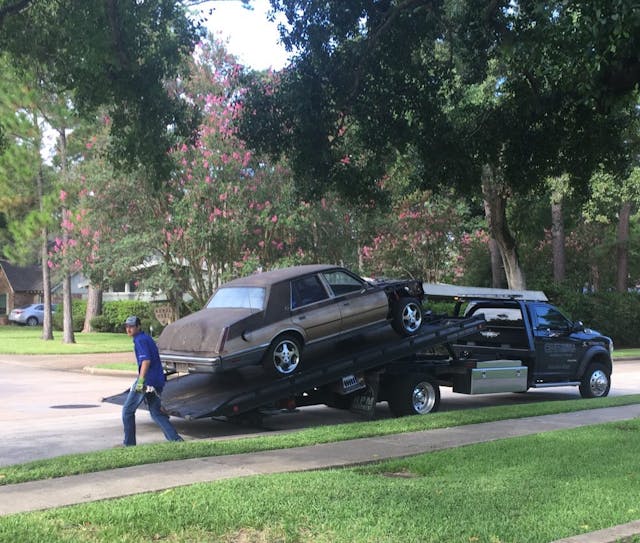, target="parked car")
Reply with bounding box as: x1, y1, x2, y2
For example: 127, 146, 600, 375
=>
8, 303, 55, 326
158, 264, 424, 376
